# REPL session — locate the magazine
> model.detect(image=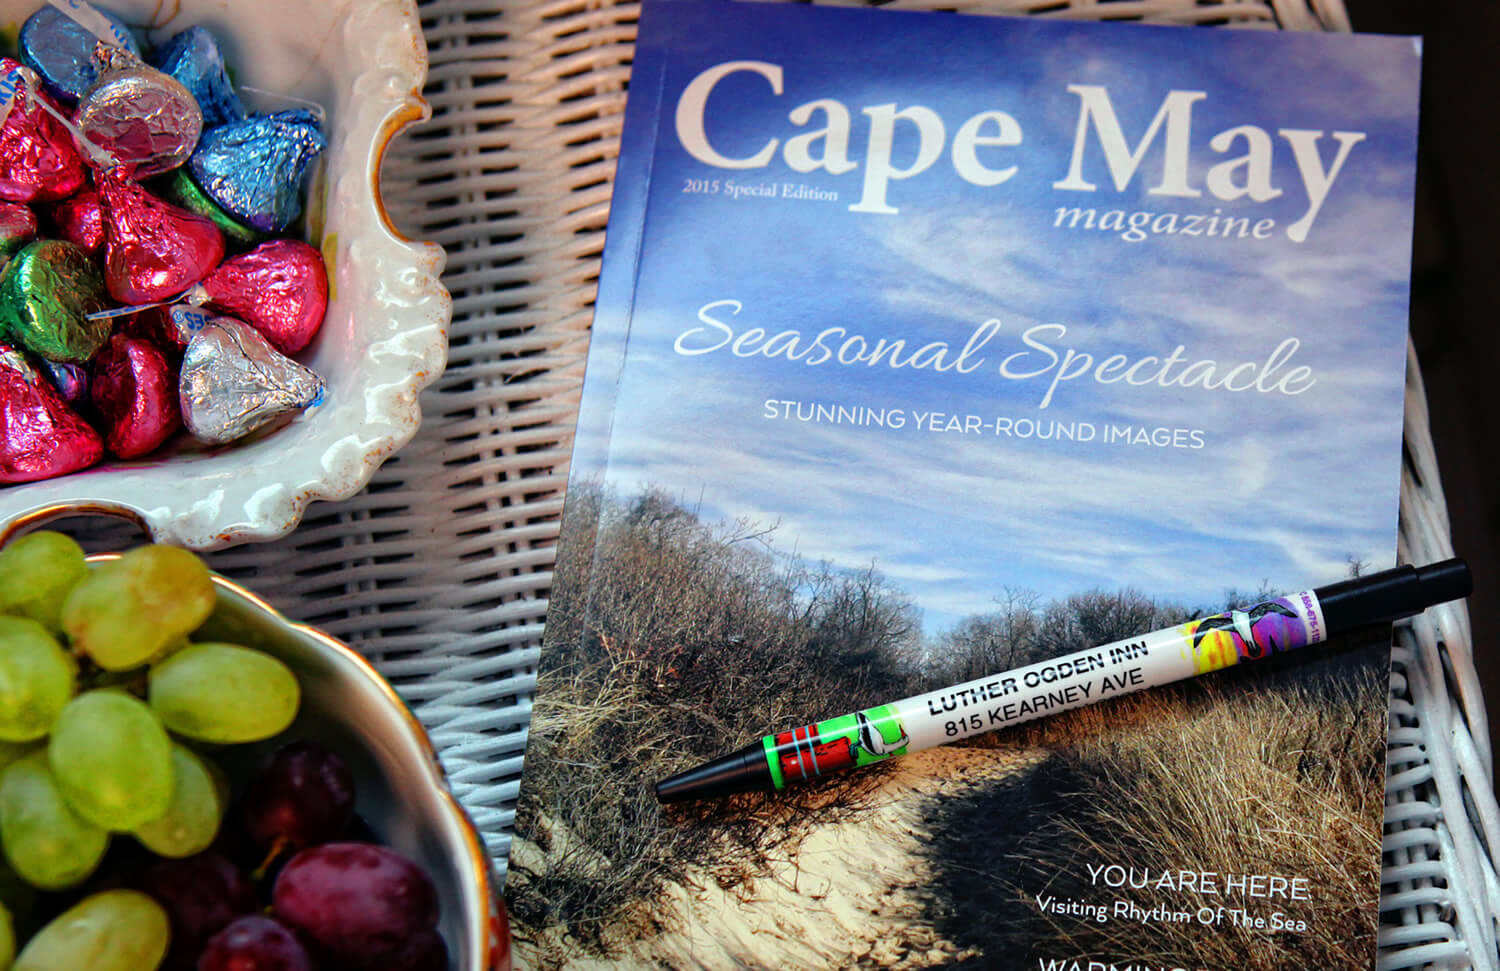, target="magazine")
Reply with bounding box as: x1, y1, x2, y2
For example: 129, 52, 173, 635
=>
505, 3, 1421, 968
